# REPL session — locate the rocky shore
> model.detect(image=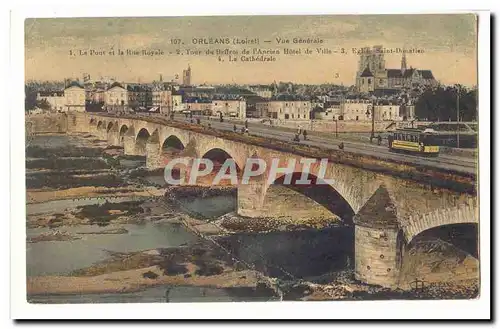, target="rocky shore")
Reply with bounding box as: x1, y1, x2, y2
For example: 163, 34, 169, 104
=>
27, 230, 81, 243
